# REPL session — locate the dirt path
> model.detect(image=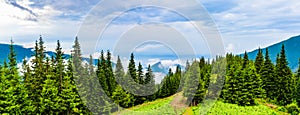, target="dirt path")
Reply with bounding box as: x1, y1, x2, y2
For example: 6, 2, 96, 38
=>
170, 93, 189, 115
